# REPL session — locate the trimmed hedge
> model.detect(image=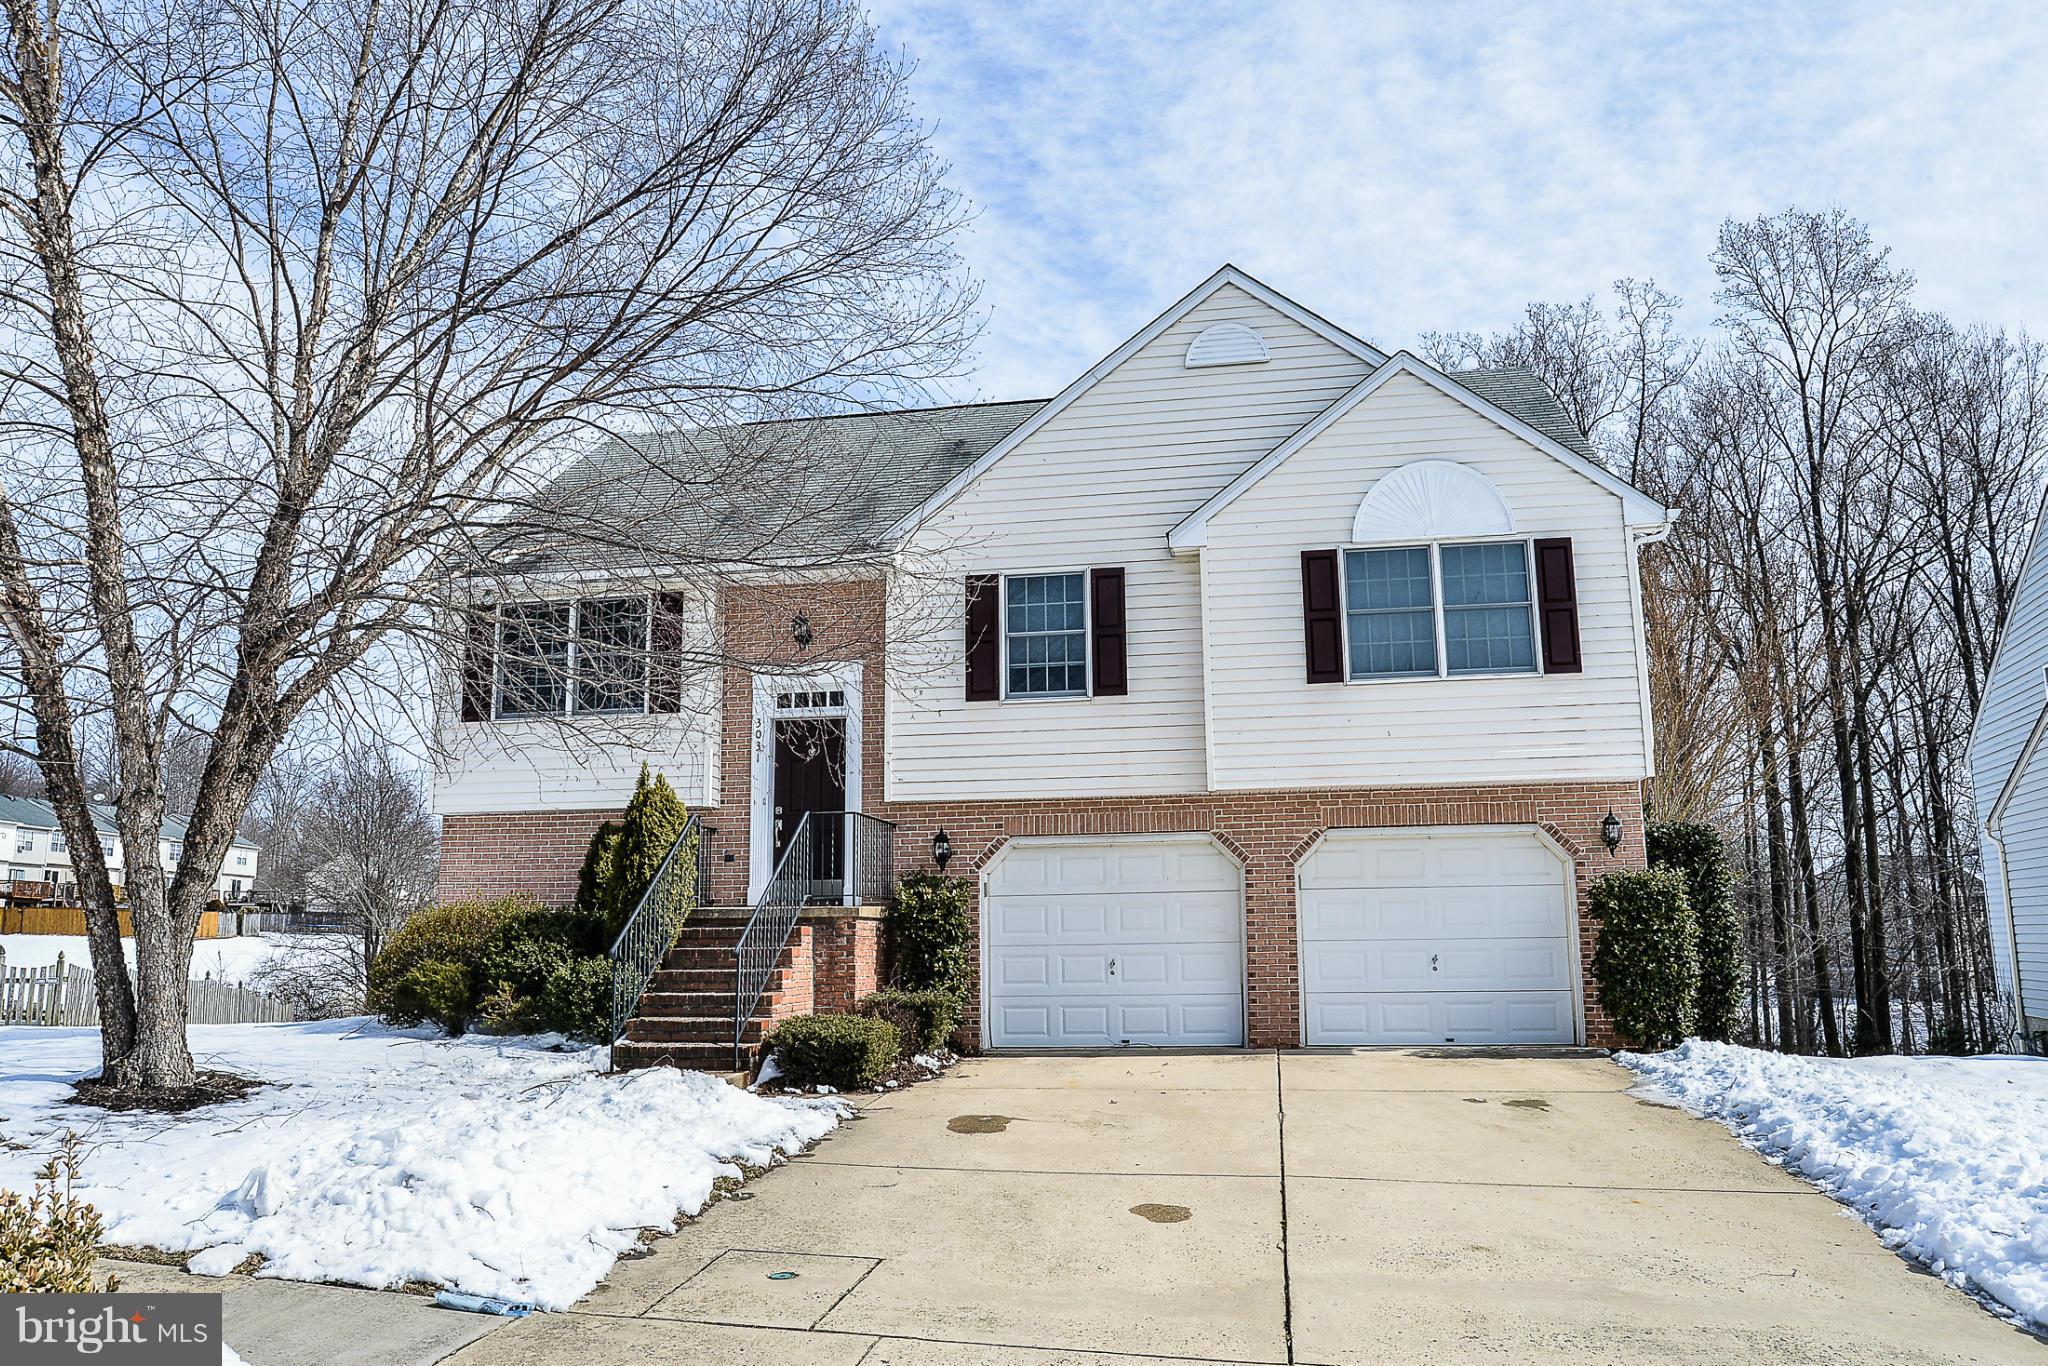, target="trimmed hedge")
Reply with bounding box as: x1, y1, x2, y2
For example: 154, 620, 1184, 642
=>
890, 870, 972, 997
1647, 821, 1743, 1044
368, 895, 535, 1033
767, 1014, 901, 1090
858, 988, 960, 1057
1589, 868, 1697, 1049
